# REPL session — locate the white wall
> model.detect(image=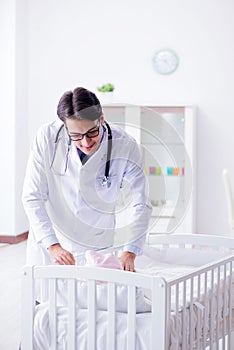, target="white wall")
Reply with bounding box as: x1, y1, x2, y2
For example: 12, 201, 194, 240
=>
2, 0, 234, 236
0, 0, 29, 235
0, 0, 16, 234
15, 0, 29, 233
